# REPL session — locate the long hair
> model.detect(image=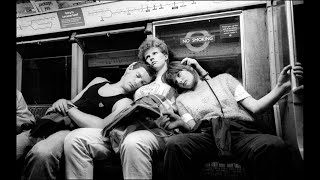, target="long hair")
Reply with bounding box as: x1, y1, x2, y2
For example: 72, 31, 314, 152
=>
162, 61, 199, 93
